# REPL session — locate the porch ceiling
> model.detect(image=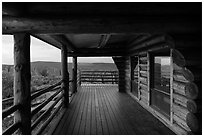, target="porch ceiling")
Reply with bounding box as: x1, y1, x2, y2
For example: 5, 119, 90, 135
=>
2, 3, 201, 56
